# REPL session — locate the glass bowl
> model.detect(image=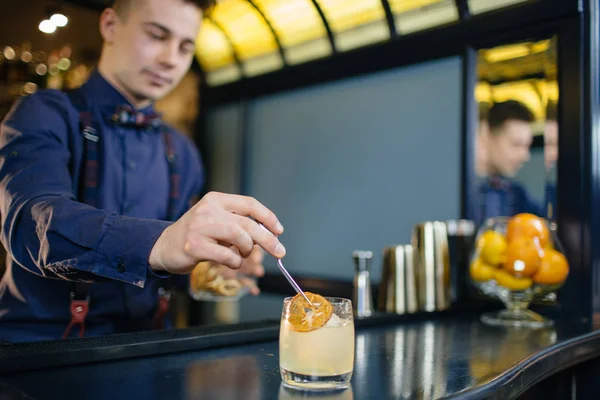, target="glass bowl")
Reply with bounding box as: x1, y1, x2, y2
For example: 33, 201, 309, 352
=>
469, 214, 570, 328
